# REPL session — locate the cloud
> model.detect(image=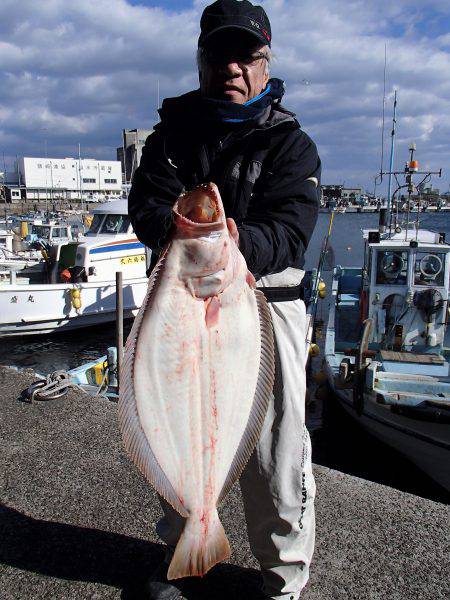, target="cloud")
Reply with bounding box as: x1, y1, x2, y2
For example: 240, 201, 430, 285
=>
0, 0, 449, 194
